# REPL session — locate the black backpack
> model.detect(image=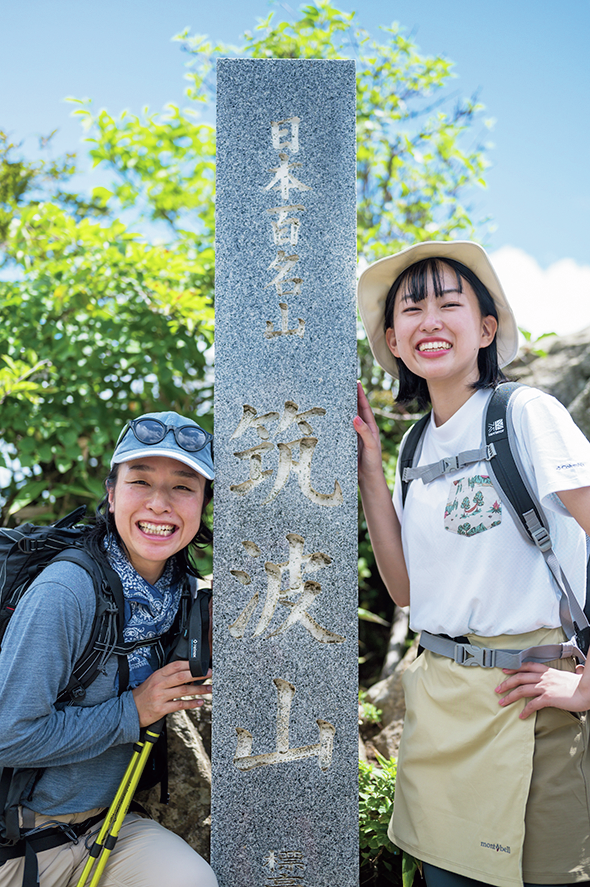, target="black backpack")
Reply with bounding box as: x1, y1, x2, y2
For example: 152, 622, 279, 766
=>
0, 506, 130, 703
398, 381, 590, 655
